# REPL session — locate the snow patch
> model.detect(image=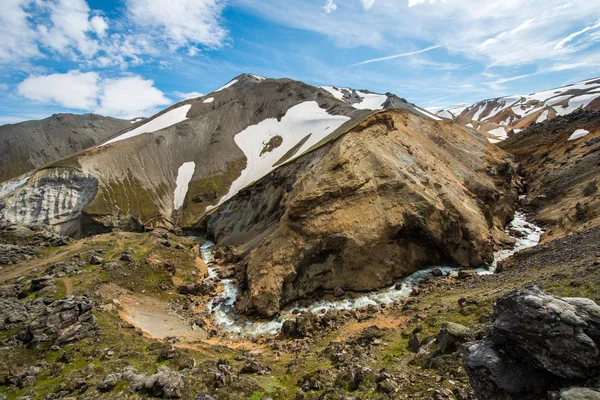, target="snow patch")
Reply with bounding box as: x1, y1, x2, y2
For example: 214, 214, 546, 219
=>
568, 129, 590, 141
353, 91, 388, 110
251, 74, 266, 81
488, 127, 508, 141
536, 110, 549, 123
173, 162, 195, 210
100, 104, 191, 146
203, 97, 214, 103
208, 101, 350, 210
414, 107, 442, 121
215, 79, 238, 92
130, 117, 144, 124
